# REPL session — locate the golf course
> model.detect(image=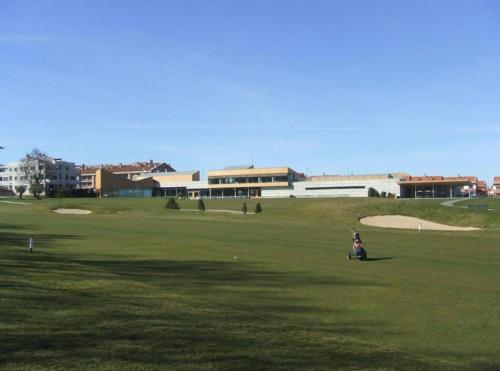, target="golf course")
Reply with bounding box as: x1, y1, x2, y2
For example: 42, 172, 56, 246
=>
1, 197, 499, 370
